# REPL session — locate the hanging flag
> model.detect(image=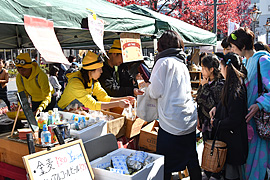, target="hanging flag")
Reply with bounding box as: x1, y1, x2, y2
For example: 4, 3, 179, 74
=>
87, 9, 108, 58
24, 15, 70, 64
228, 19, 240, 36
